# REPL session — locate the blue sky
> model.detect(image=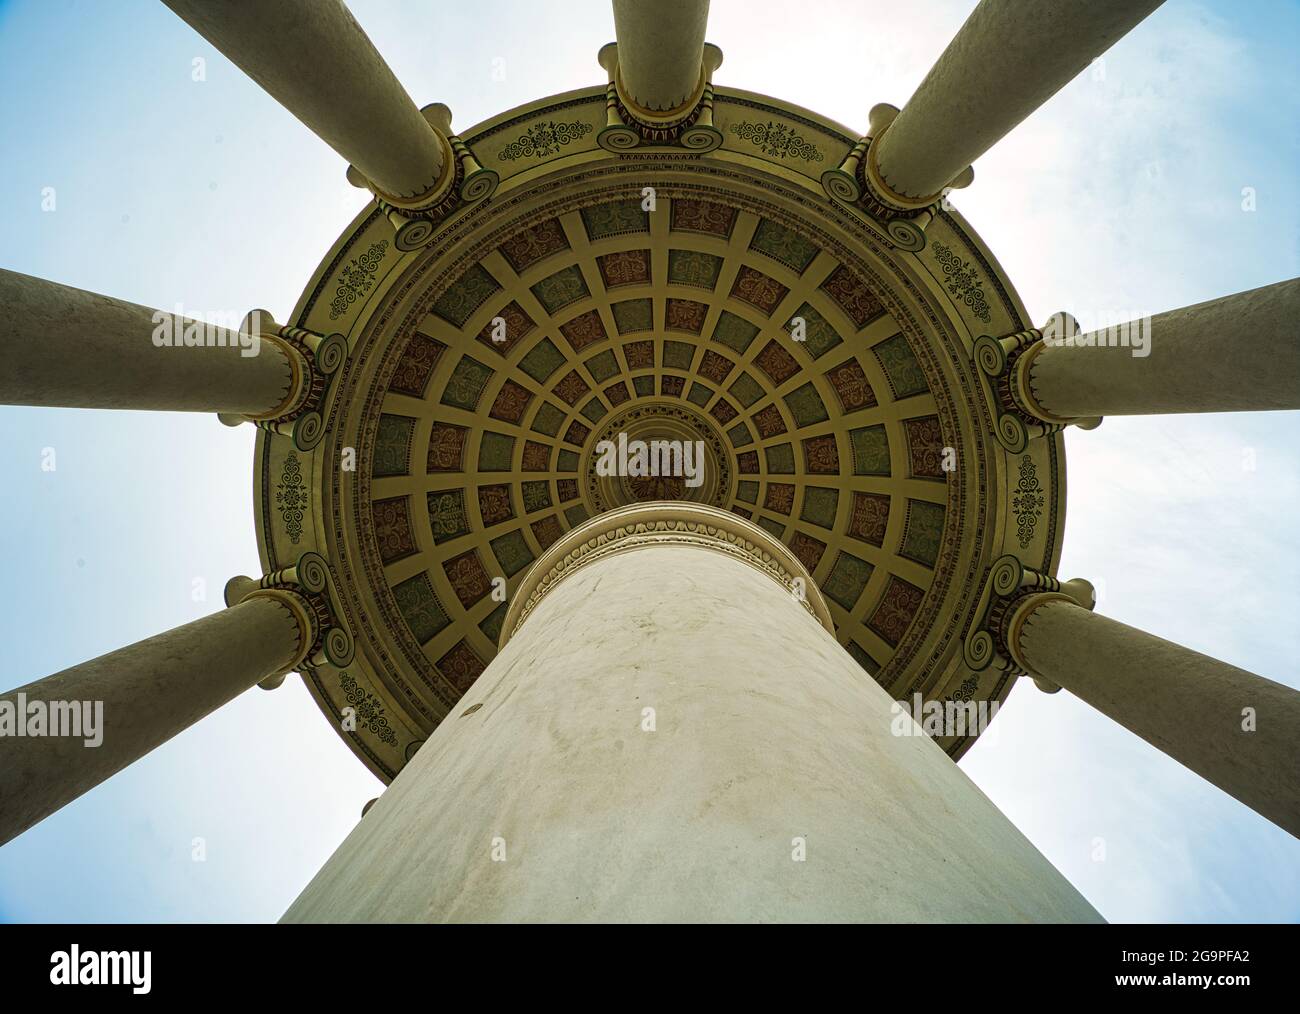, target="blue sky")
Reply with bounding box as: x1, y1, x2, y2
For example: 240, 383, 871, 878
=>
0, 0, 1296, 922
